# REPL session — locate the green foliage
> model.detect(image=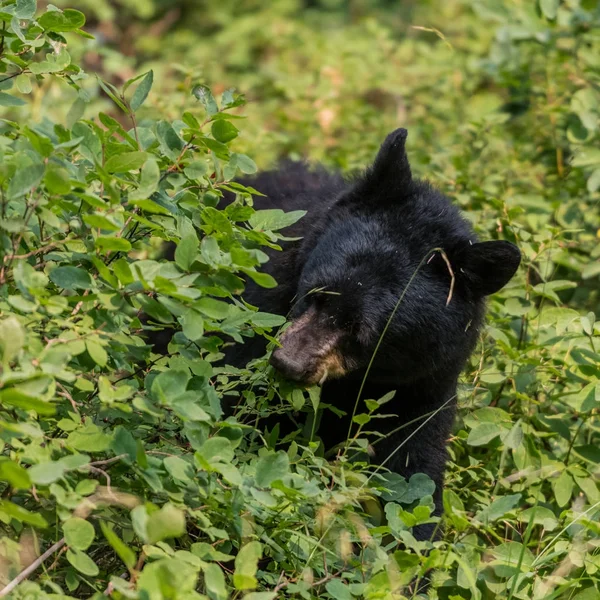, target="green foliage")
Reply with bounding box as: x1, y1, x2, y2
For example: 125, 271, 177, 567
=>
0, 1, 599, 599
